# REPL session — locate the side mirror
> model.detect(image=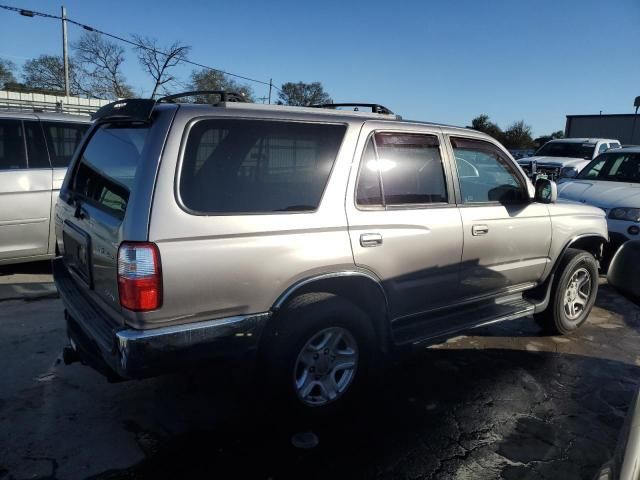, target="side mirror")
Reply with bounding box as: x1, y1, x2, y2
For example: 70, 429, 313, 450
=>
535, 178, 557, 204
